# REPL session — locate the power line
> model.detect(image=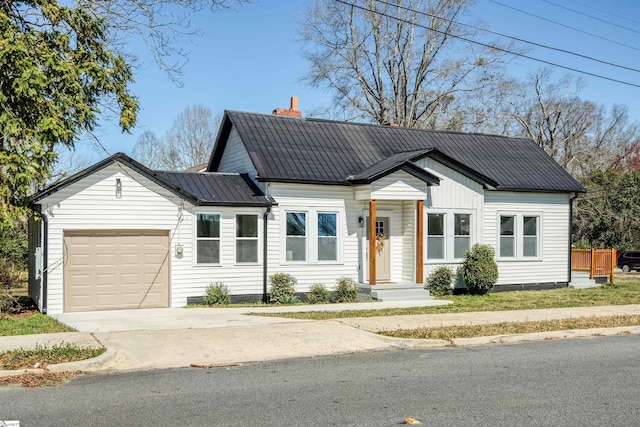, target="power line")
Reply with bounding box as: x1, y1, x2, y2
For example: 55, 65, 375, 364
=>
333, 0, 640, 89
489, 0, 640, 53
373, 0, 640, 74
568, 0, 640, 26
542, 0, 640, 35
